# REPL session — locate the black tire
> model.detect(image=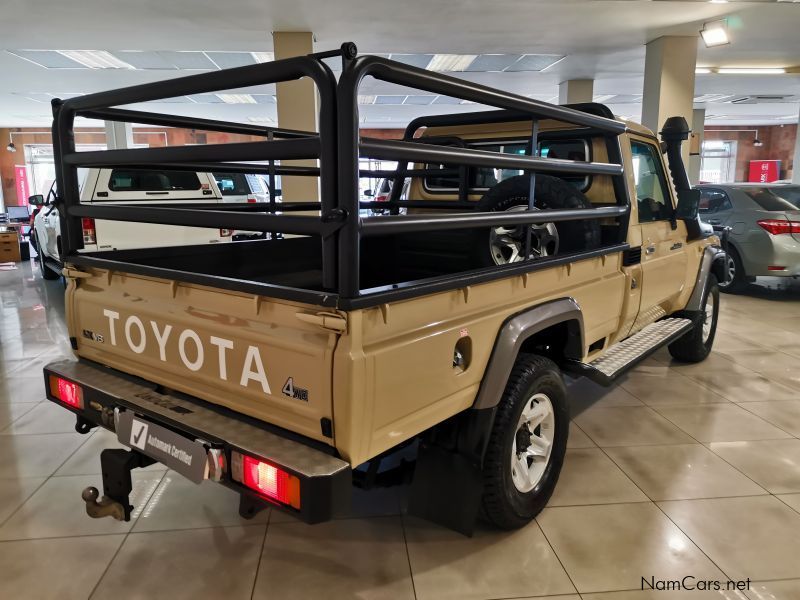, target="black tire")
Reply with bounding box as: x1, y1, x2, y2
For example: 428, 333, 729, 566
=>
668, 274, 720, 363
481, 354, 569, 529
718, 246, 746, 293
36, 234, 59, 280
473, 175, 600, 267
